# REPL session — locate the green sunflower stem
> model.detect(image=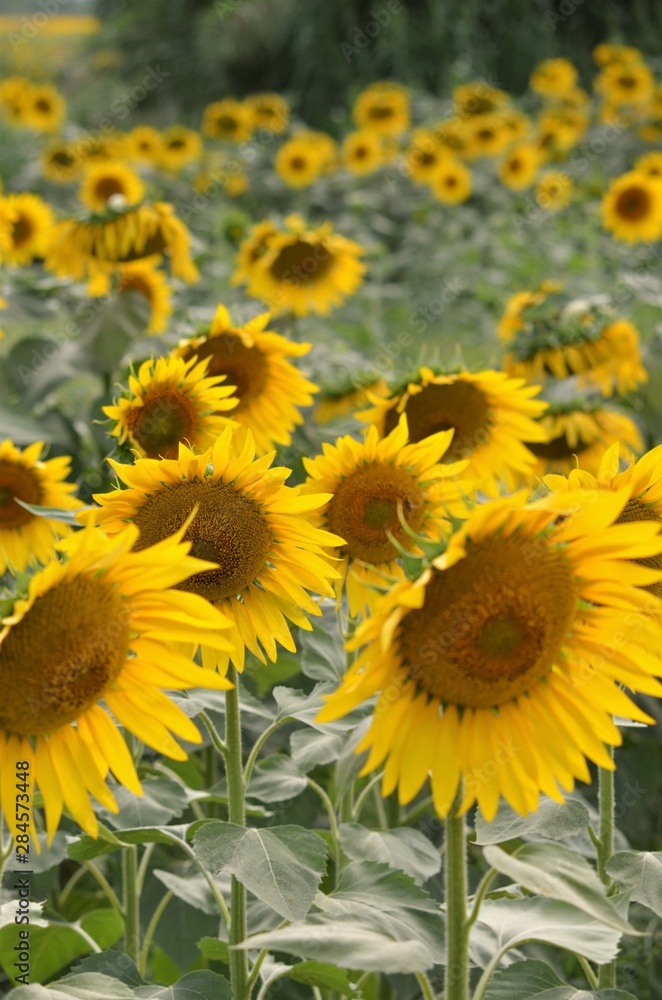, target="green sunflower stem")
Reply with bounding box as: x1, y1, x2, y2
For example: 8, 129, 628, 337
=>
597, 748, 617, 990
122, 845, 141, 967
224, 666, 250, 1000
445, 787, 469, 1000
